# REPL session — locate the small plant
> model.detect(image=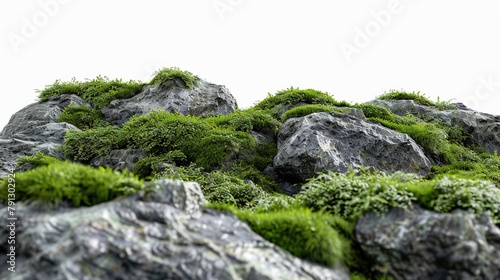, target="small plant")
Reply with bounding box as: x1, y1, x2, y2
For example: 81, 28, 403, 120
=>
282, 104, 349, 121
298, 171, 416, 221
149, 67, 198, 89
58, 104, 109, 130
0, 162, 143, 207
